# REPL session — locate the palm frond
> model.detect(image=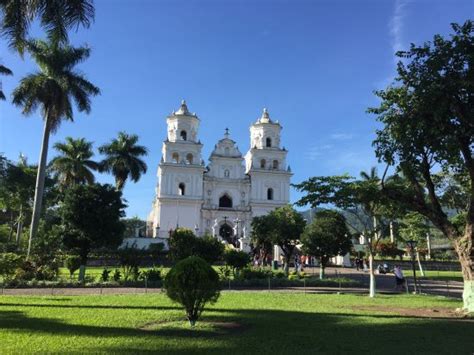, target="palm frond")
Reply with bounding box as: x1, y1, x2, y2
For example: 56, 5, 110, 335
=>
0, 64, 13, 75
1, 0, 95, 53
